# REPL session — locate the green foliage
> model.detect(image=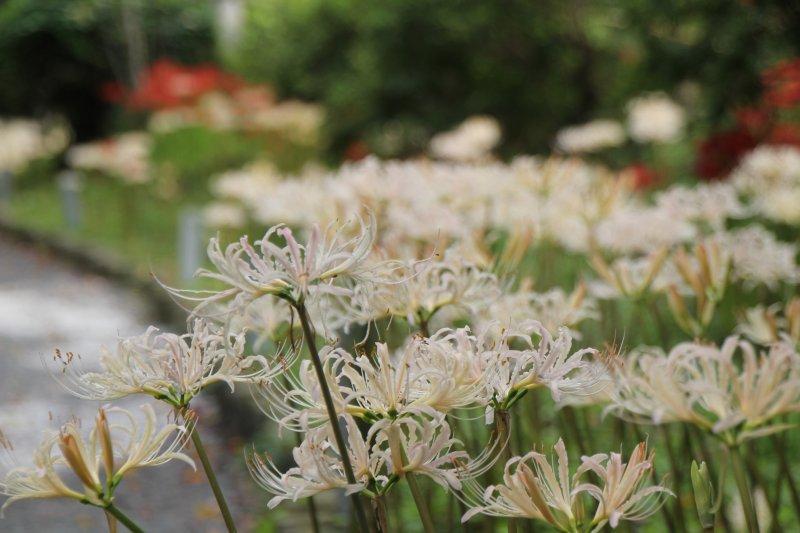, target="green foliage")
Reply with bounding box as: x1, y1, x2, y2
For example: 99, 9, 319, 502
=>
234, 0, 800, 157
